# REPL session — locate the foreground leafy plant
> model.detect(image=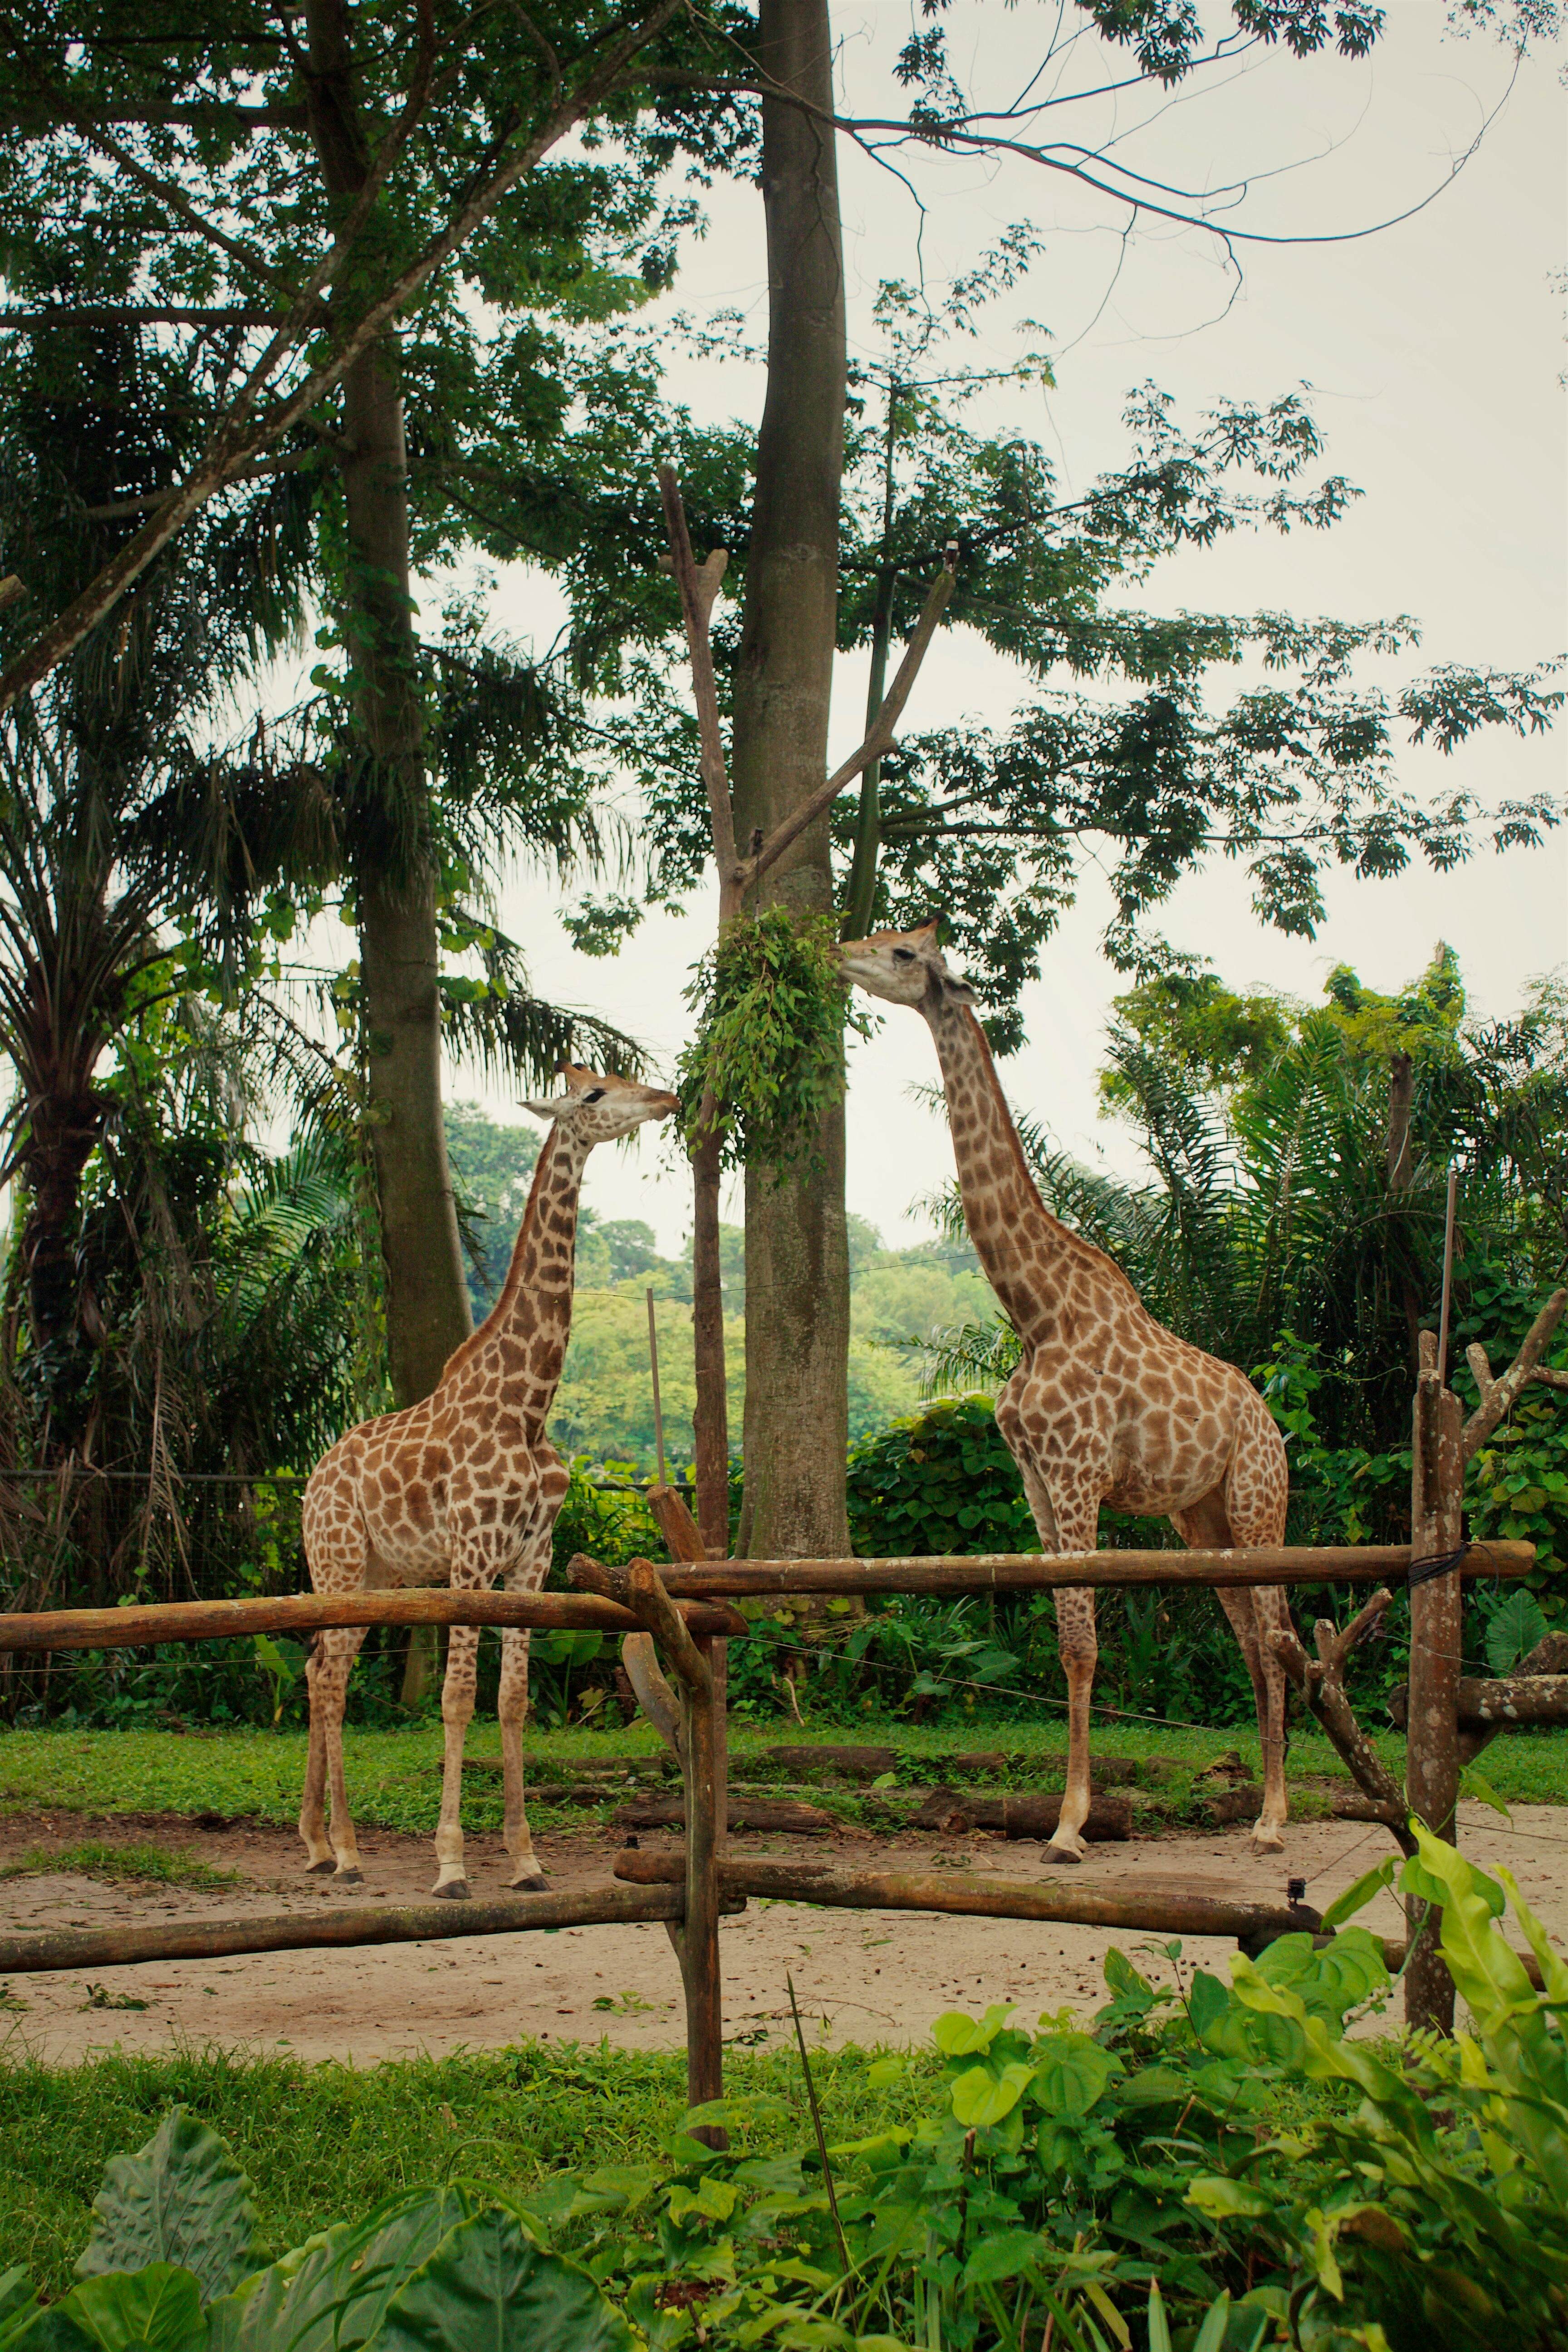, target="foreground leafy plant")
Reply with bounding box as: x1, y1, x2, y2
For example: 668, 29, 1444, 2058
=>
4, 1833, 1564, 2349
